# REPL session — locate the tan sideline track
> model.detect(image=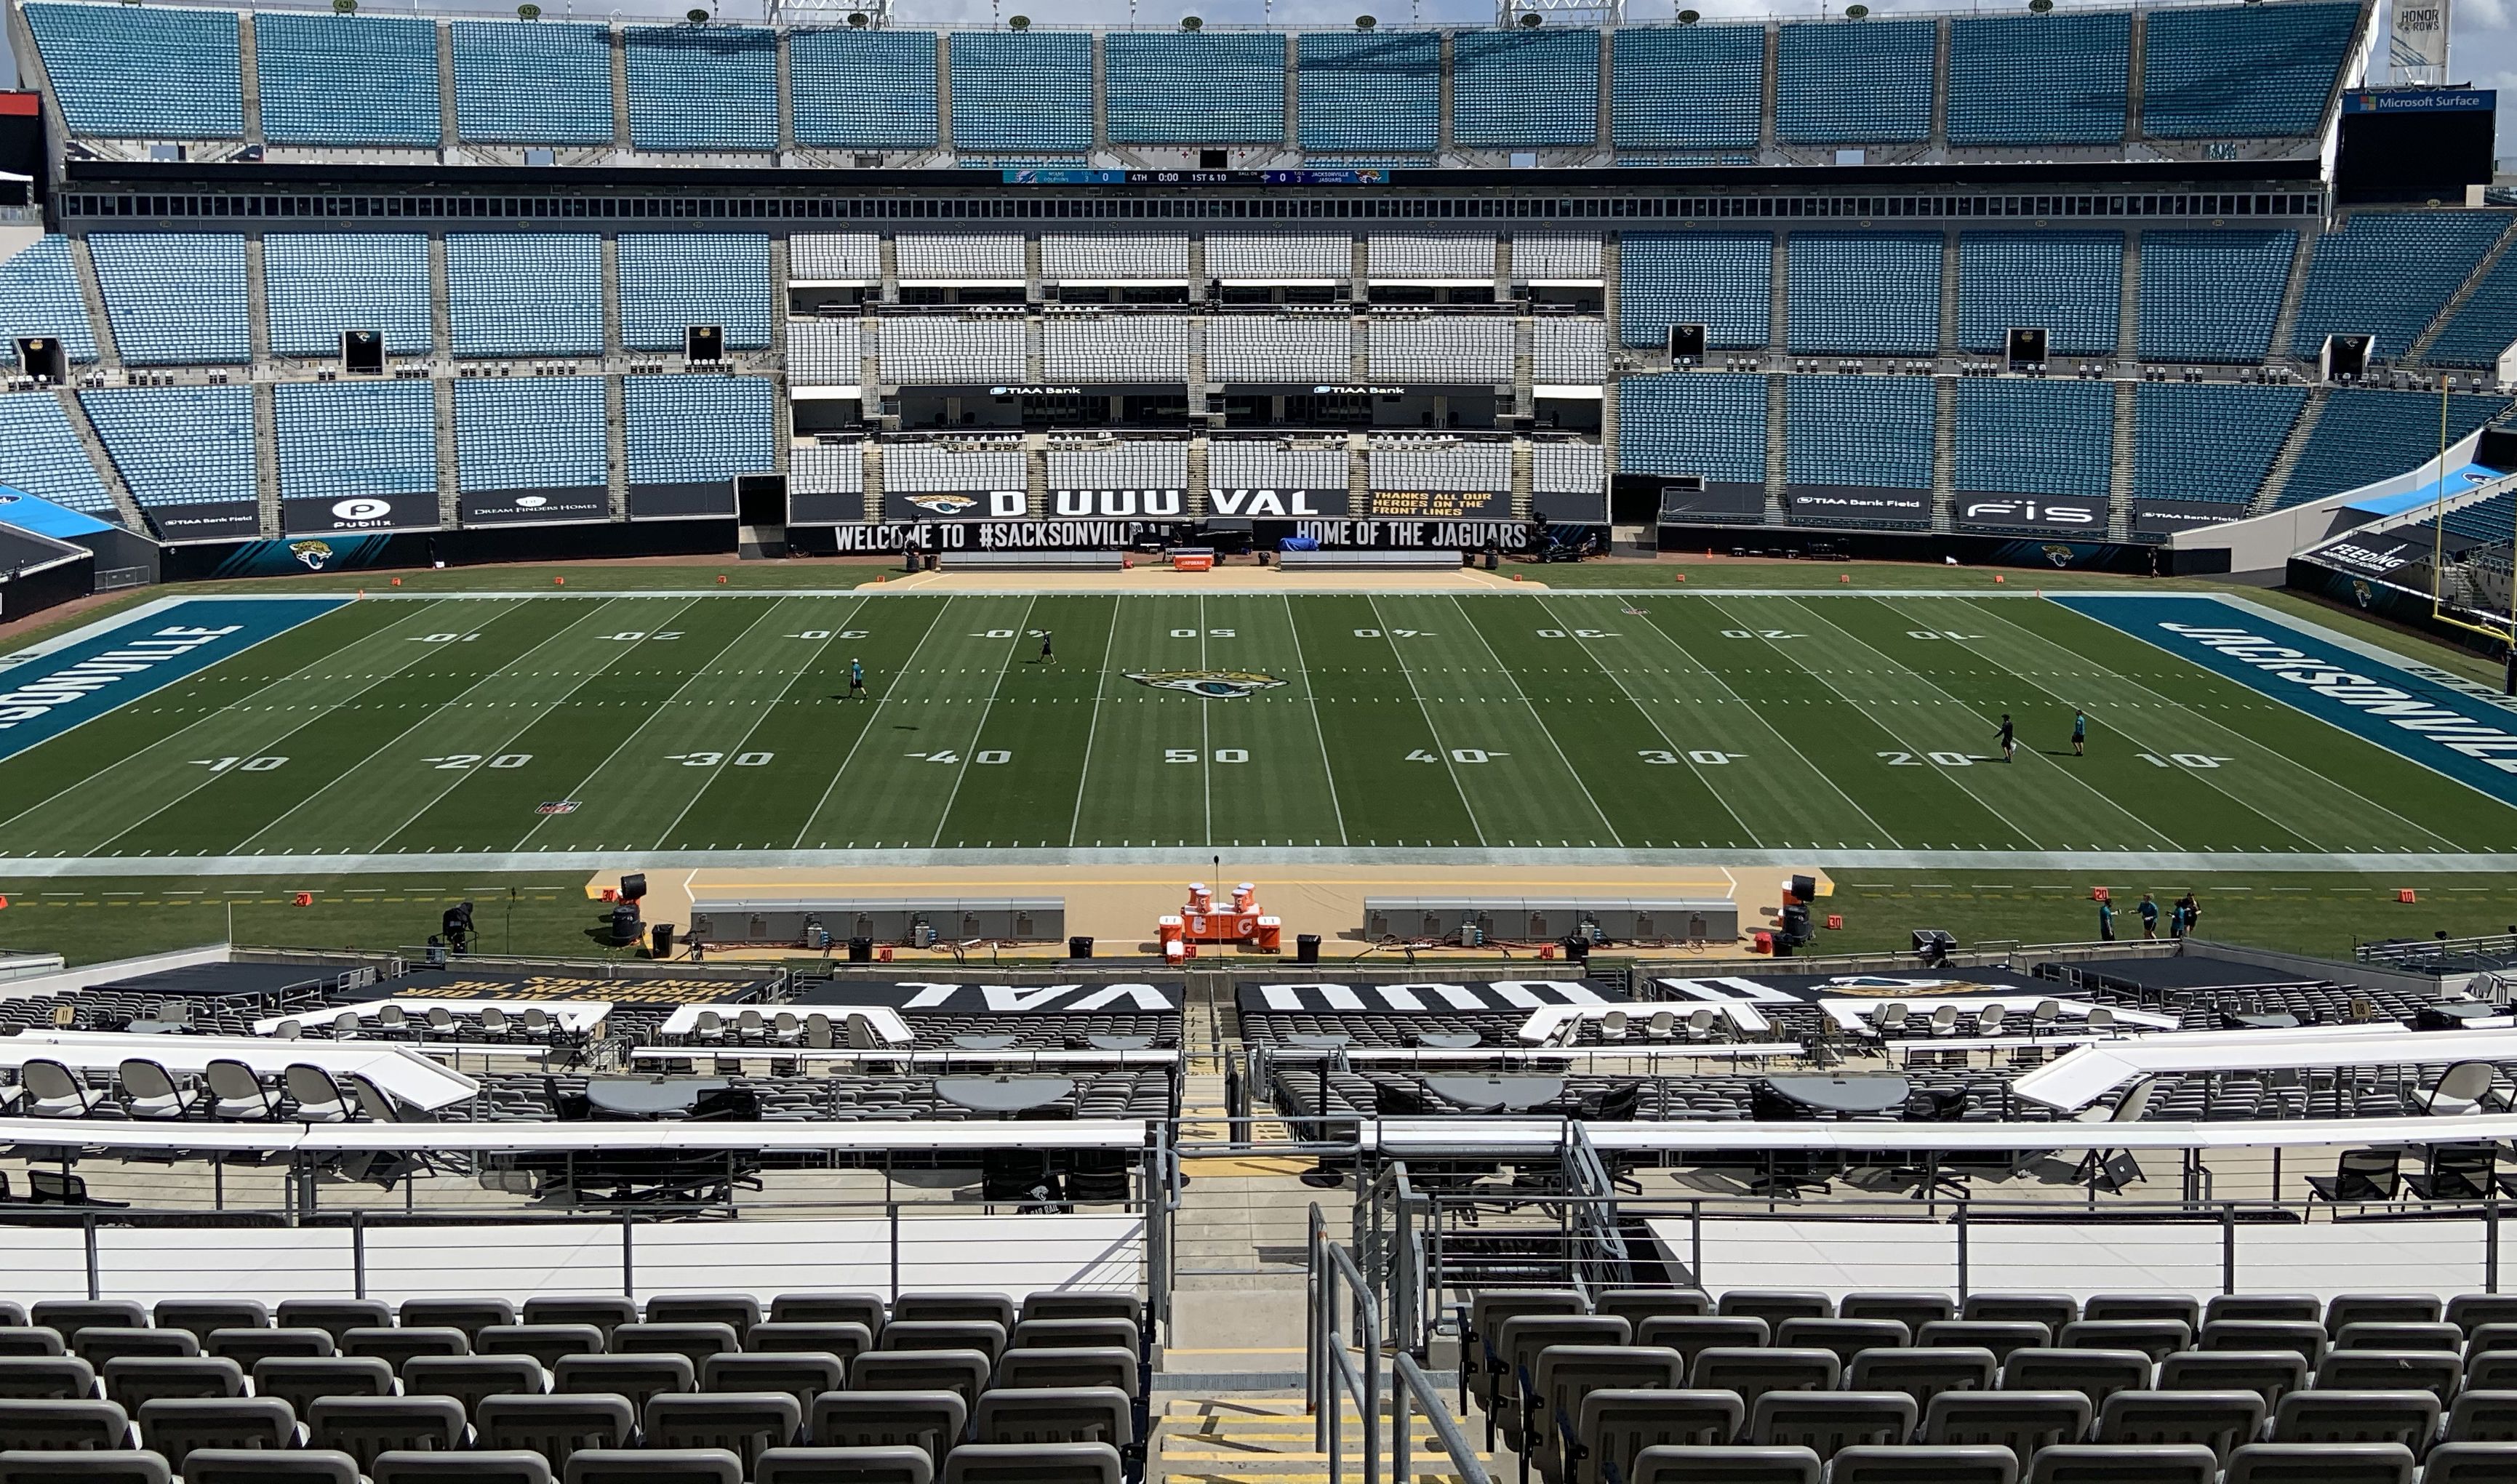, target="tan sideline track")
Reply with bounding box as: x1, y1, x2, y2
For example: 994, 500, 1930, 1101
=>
862, 566, 1543, 595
